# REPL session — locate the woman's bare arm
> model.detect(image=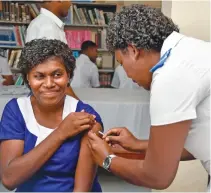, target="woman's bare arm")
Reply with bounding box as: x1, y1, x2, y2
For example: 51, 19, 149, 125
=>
0, 130, 64, 190
74, 123, 102, 192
